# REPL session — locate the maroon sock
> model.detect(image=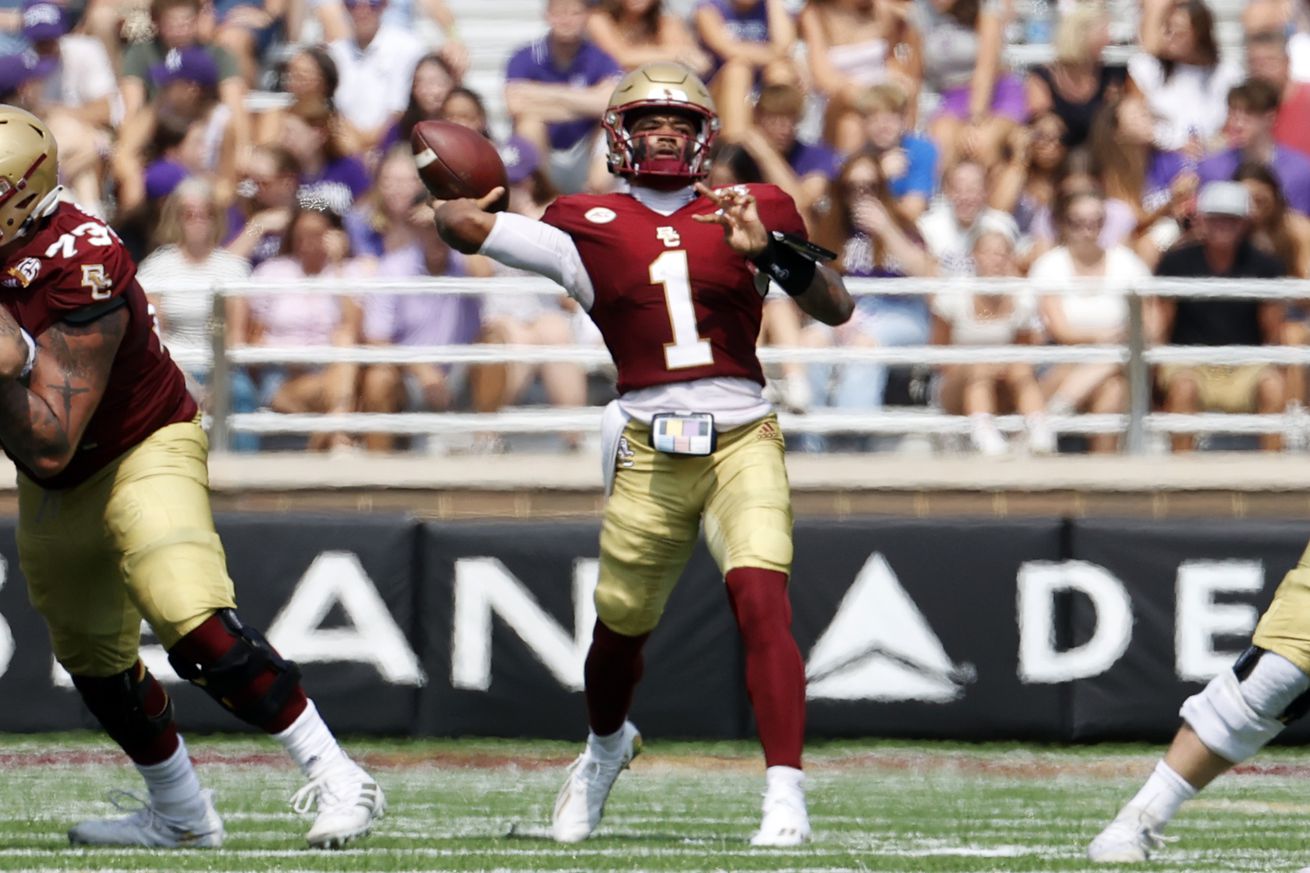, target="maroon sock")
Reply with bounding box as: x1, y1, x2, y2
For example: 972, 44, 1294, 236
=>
583, 620, 649, 737
72, 662, 180, 766
725, 567, 806, 770
170, 614, 308, 733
